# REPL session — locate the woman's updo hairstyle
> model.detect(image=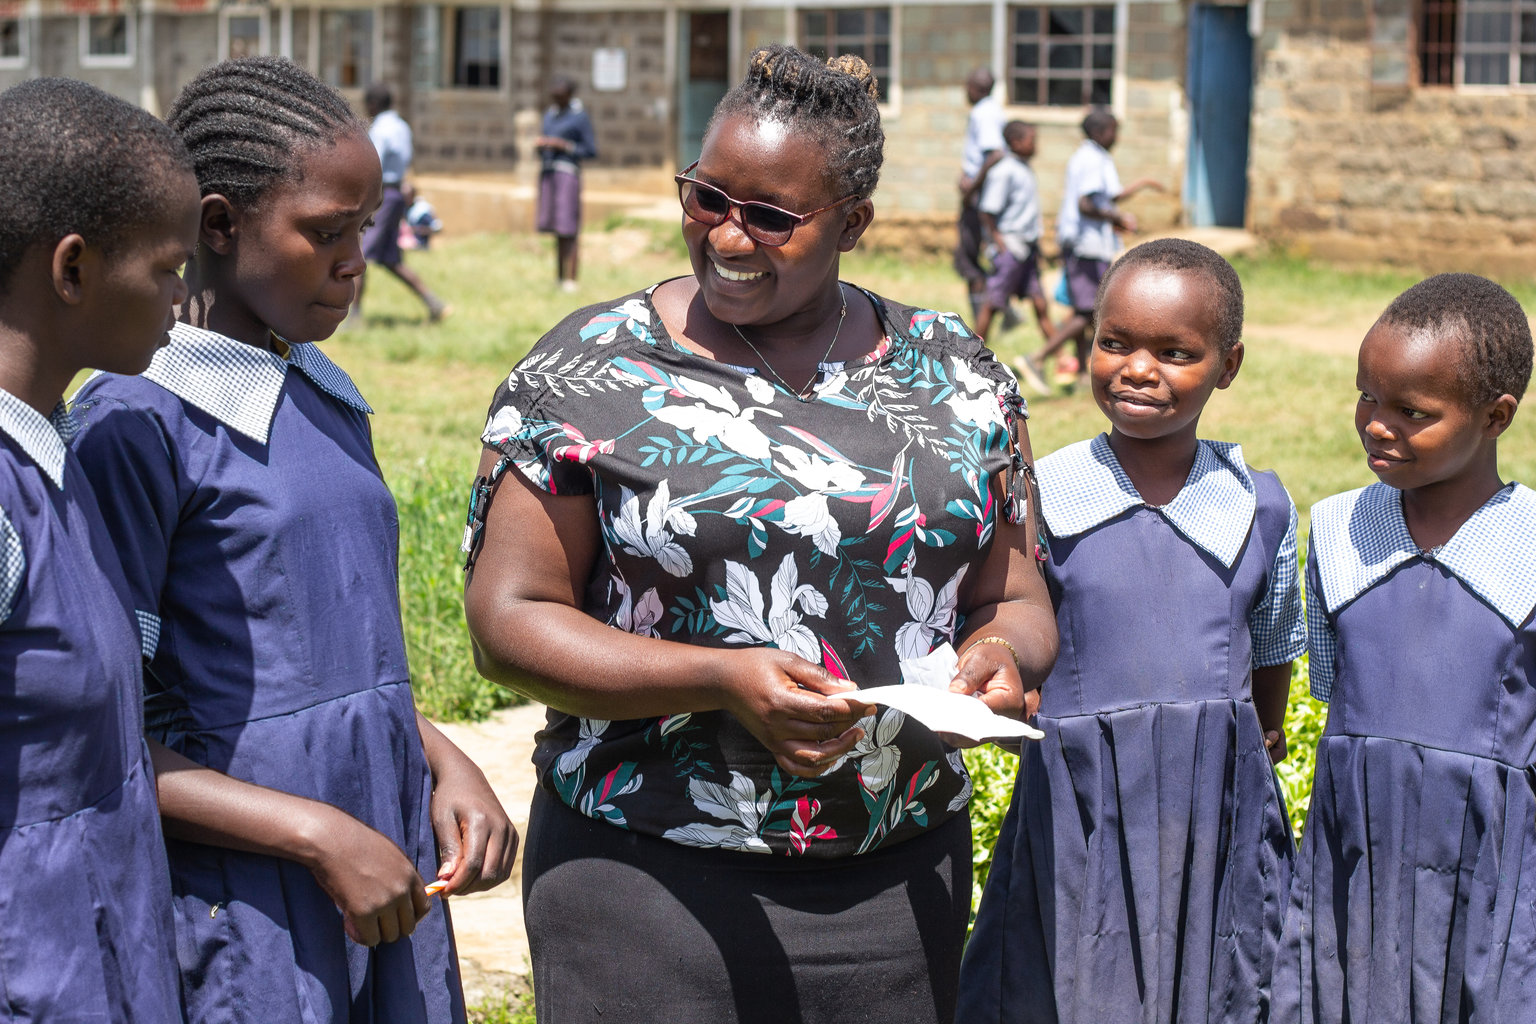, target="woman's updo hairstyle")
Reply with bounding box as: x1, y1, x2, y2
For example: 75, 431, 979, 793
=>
706, 45, 885, 201
167, 56, 363, 209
